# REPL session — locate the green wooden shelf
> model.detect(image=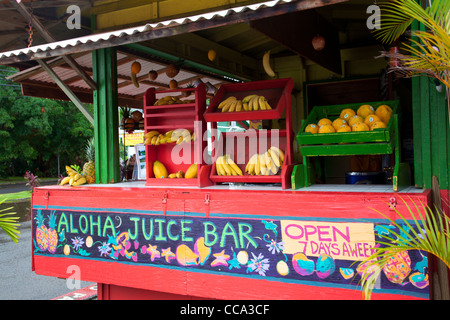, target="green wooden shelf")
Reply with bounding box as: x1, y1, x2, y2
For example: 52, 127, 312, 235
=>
293, 100, 411, 191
